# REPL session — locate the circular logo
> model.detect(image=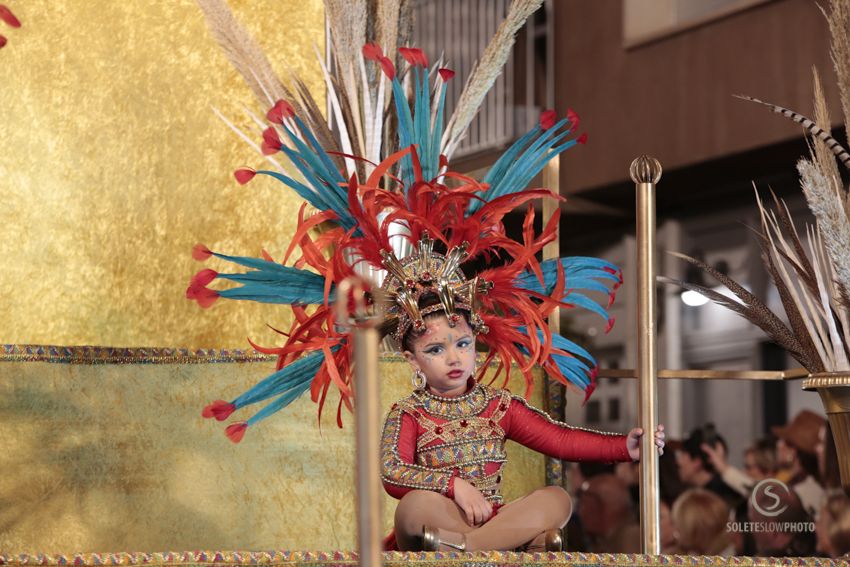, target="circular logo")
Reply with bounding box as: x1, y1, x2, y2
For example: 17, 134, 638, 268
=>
751, 478, 791, 517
